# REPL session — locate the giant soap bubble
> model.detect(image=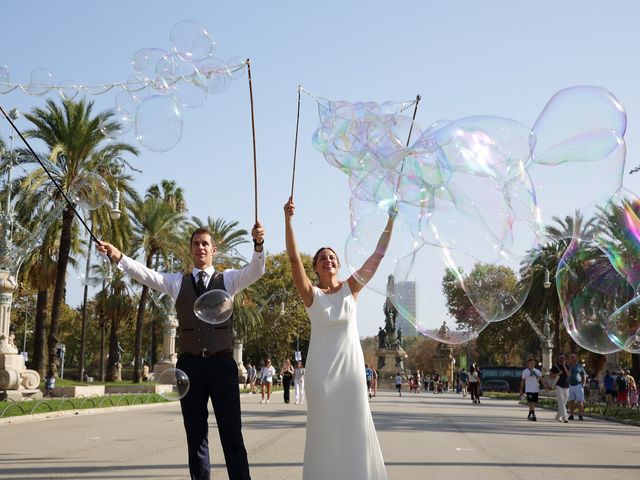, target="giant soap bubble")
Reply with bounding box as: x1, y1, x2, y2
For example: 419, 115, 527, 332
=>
135, 95, 183, 152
